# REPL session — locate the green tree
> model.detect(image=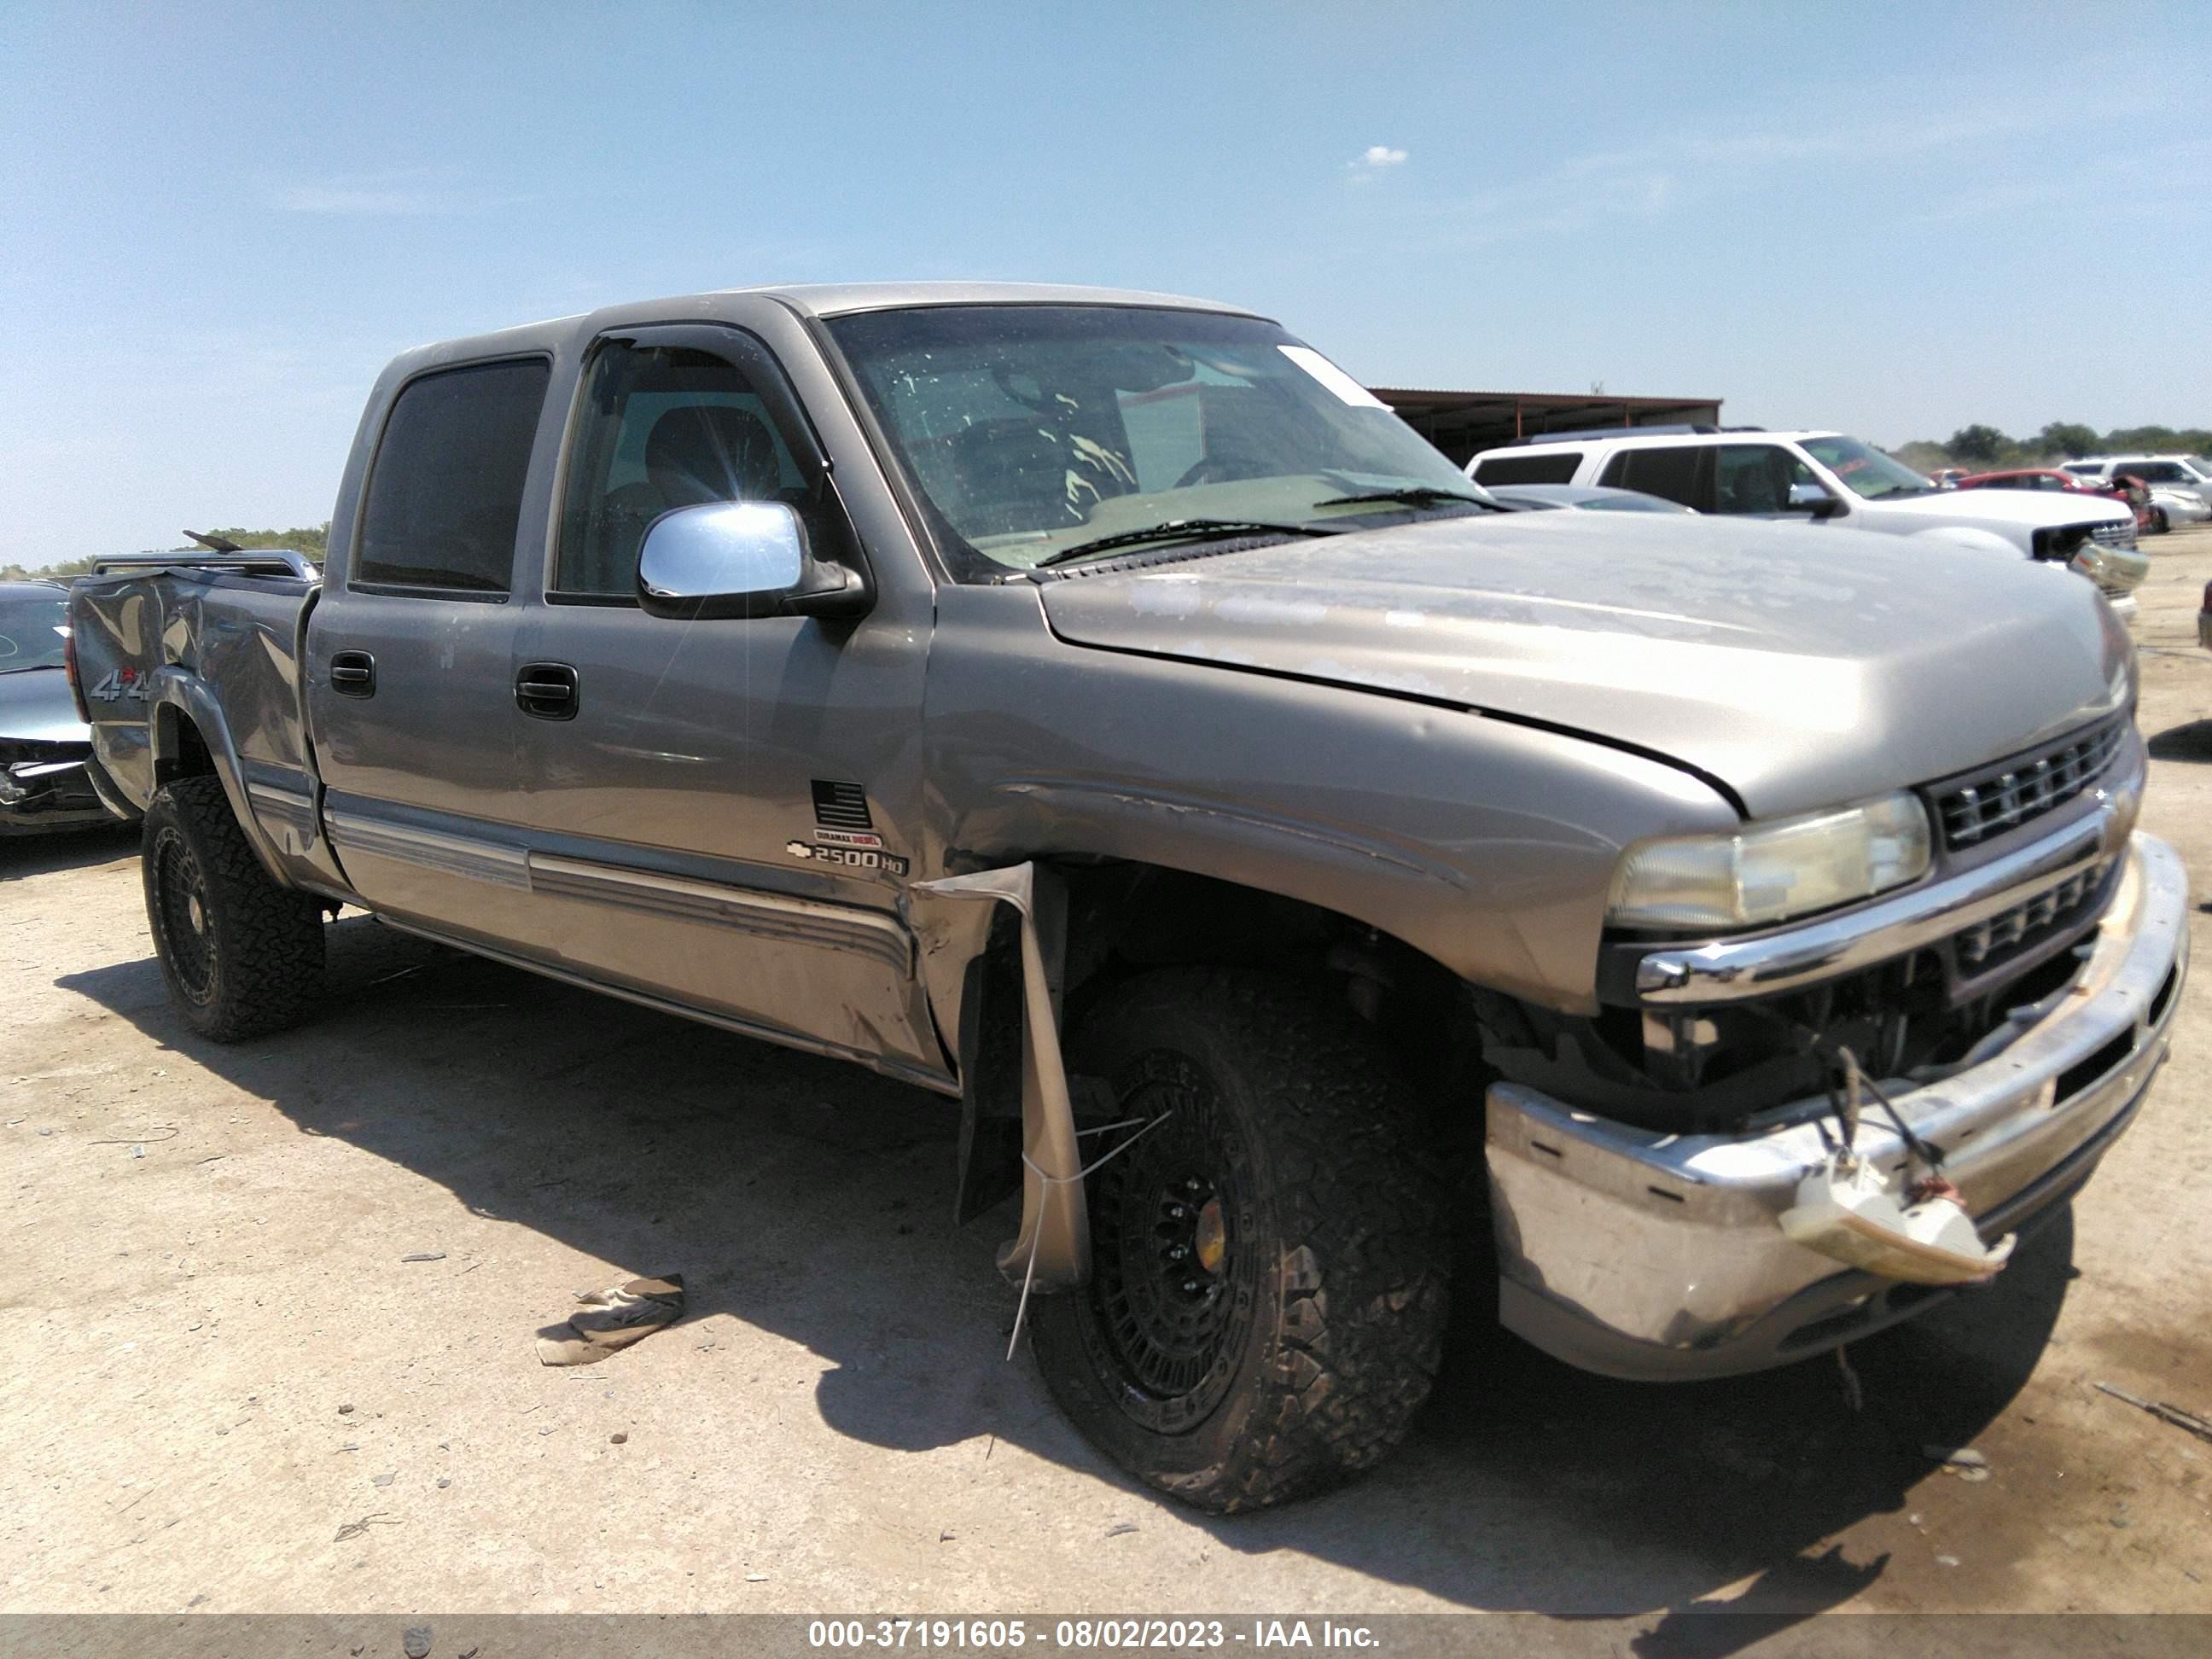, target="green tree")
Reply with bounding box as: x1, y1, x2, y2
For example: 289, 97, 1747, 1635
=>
2105, 425, 2180, 451
1947, 424, 2009, 464
2036, 422, 2099, 458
